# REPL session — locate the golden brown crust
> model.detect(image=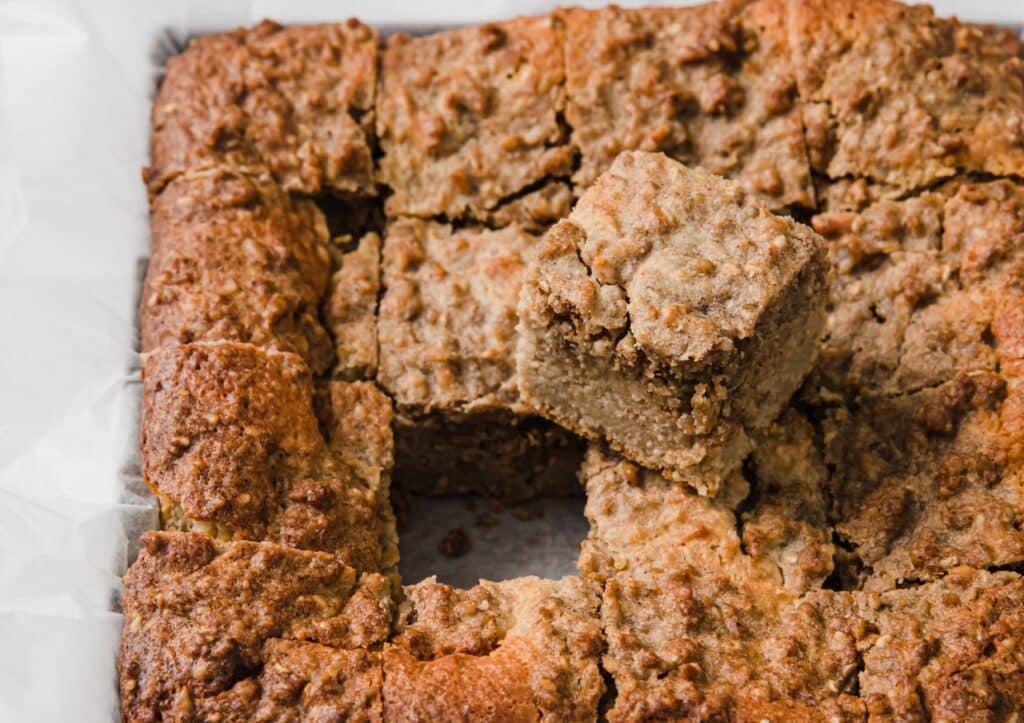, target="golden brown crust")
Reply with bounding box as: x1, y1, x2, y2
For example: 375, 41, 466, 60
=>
128, 4, 1024, 719
858, 568, 1024, 720
141, 342, 383, 567
565, 0, 814, 210
141, 163, 334, 373
384, 576, 604, 722
119, 532, 390, 722
743, 410, 835, 592
376, 14, 571, 219
517, 151, 828, 493
190, 641, 383, 723
147, 19, 377, 196
791, 0, 1024, 191
323, 381, 400, 584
